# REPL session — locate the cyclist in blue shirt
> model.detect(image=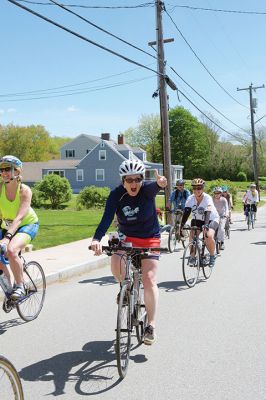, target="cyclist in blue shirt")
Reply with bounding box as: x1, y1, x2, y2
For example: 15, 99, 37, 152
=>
166, 179, 190, 211
91, 159, 167, 345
